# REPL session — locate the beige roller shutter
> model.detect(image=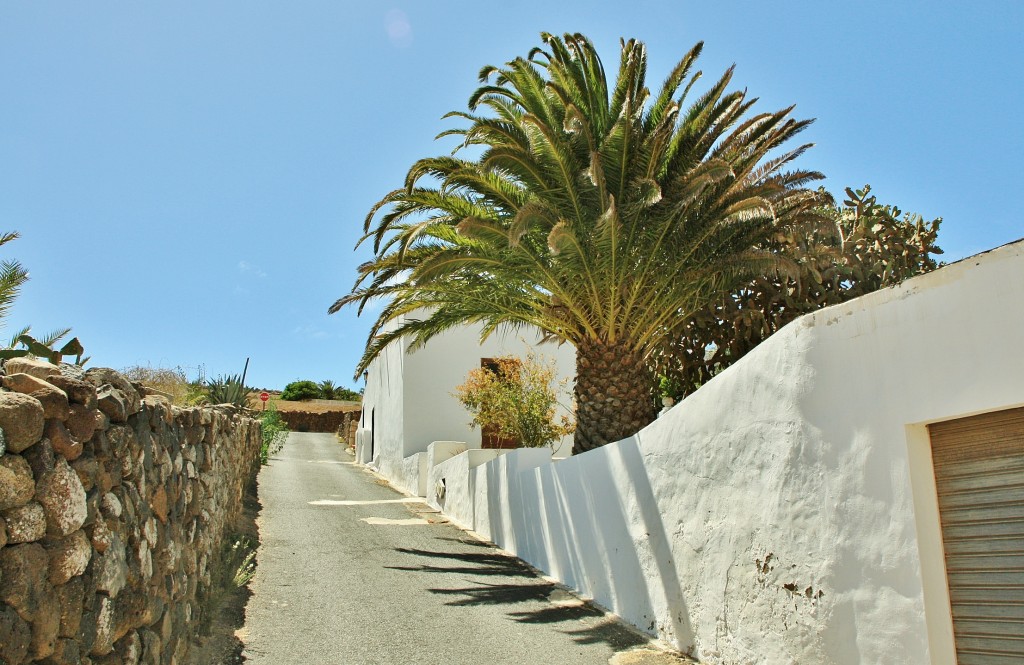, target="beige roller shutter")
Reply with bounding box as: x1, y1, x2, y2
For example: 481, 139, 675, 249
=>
929, 407, 1024, 663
